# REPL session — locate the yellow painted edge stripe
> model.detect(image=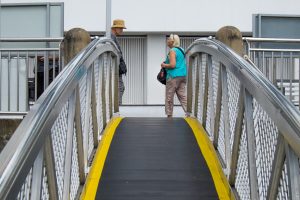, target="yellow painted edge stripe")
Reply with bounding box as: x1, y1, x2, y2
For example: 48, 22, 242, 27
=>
80, 116, 123, 200
185, 117, 235, 200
